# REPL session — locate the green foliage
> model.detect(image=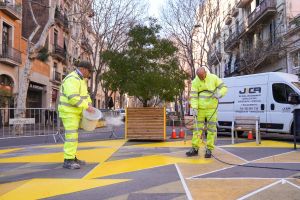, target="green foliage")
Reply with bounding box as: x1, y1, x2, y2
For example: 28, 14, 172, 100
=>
37, 47, 49, 62
102, 21, 188, 107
